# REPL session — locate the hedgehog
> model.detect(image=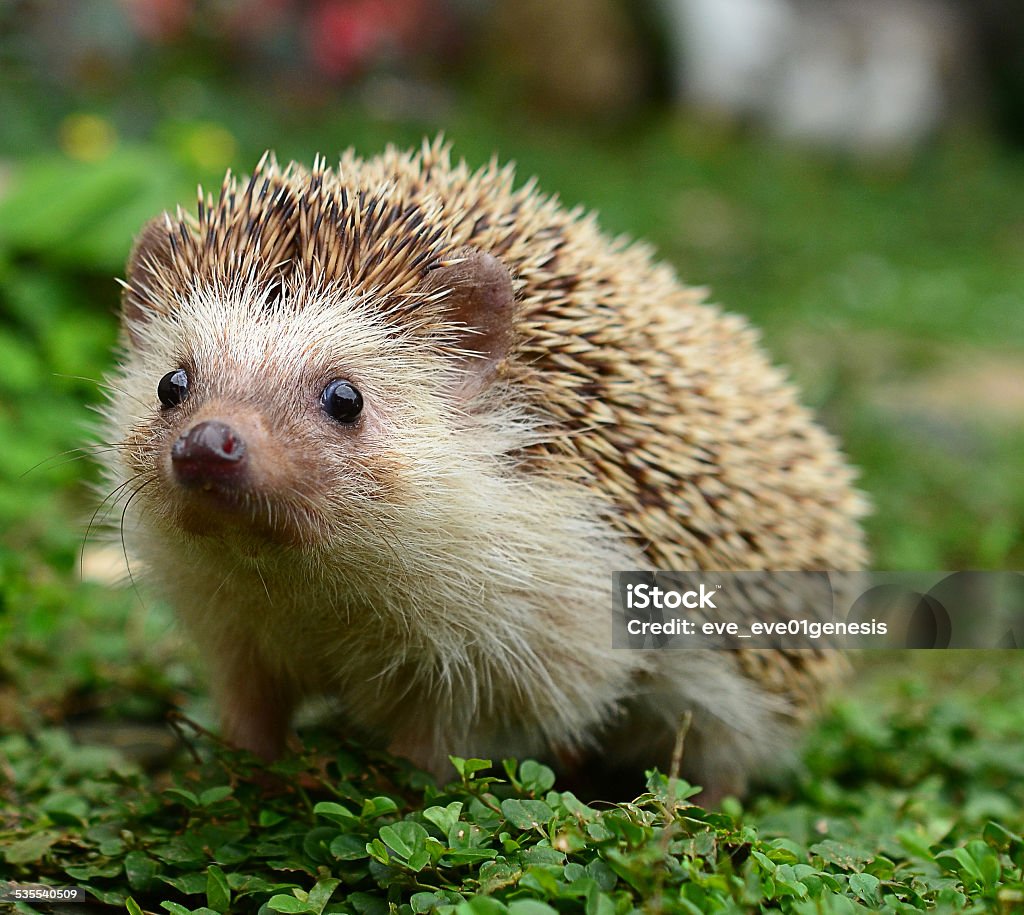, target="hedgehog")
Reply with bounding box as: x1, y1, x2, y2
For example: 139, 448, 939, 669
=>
98, 138, 867, 801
